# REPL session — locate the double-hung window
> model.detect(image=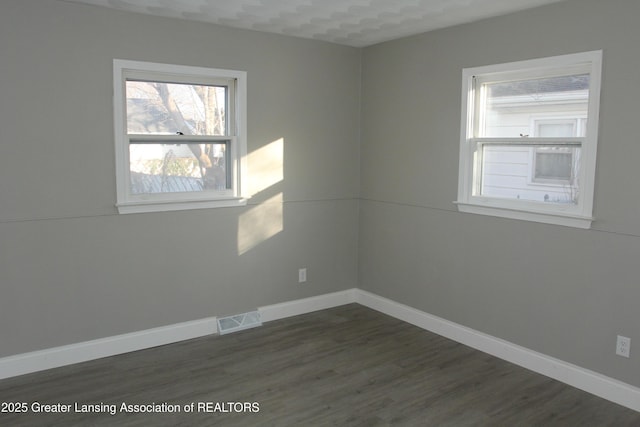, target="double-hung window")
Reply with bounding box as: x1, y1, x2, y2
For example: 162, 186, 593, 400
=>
114, 59, 247, 214
456, 51, 602, 228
